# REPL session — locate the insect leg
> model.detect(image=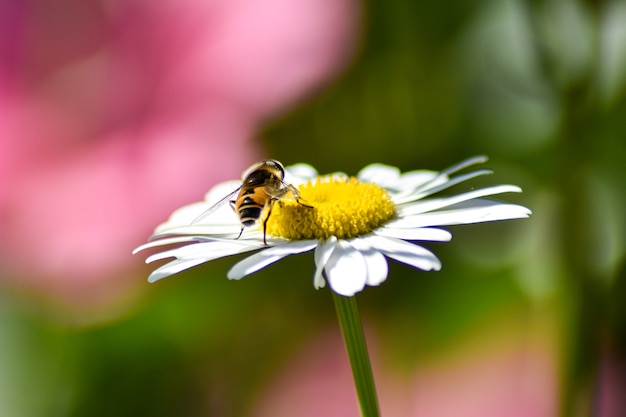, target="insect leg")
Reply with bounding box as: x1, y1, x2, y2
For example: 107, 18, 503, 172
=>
289, 185, 314, 208
296, 196, 313, 208
229, 200, 245, 240
262, 199, 277, 246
